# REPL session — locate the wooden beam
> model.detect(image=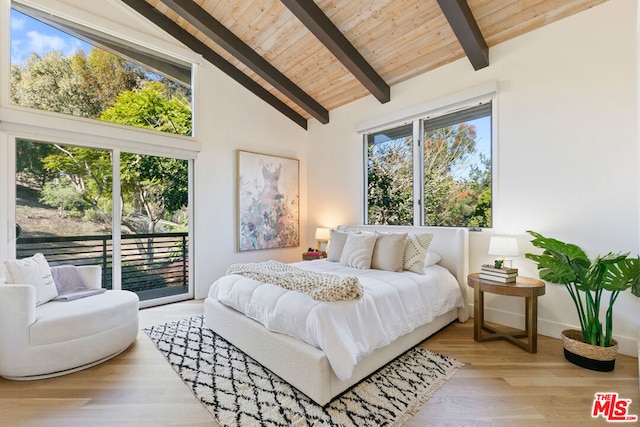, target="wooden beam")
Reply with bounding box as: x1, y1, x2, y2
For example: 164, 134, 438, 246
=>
437, 0, 489, 70
159, 0, 329, 124
280, 0, 390, 104
120, 0, 308, 129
